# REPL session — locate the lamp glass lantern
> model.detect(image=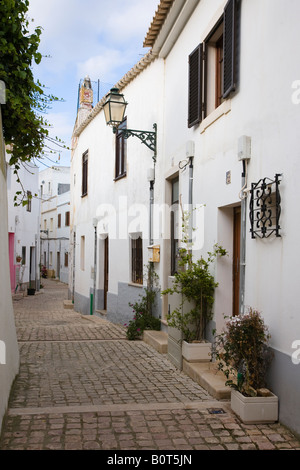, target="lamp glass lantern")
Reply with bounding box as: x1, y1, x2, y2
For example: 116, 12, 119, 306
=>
103, 88, 127, 128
